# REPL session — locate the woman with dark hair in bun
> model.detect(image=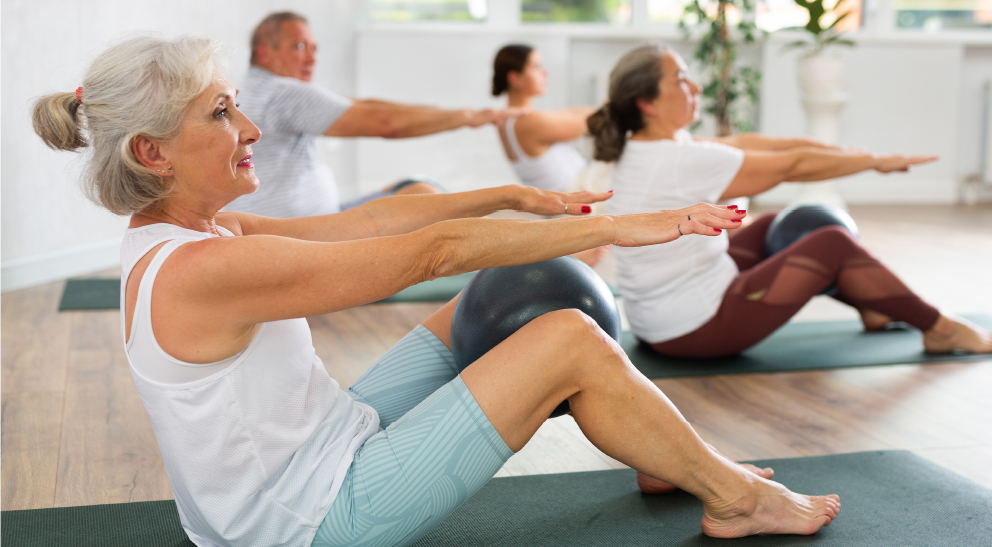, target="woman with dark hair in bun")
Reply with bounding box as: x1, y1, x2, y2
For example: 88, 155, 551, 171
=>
492, 44, 611, 265
588, 43, 990, 364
